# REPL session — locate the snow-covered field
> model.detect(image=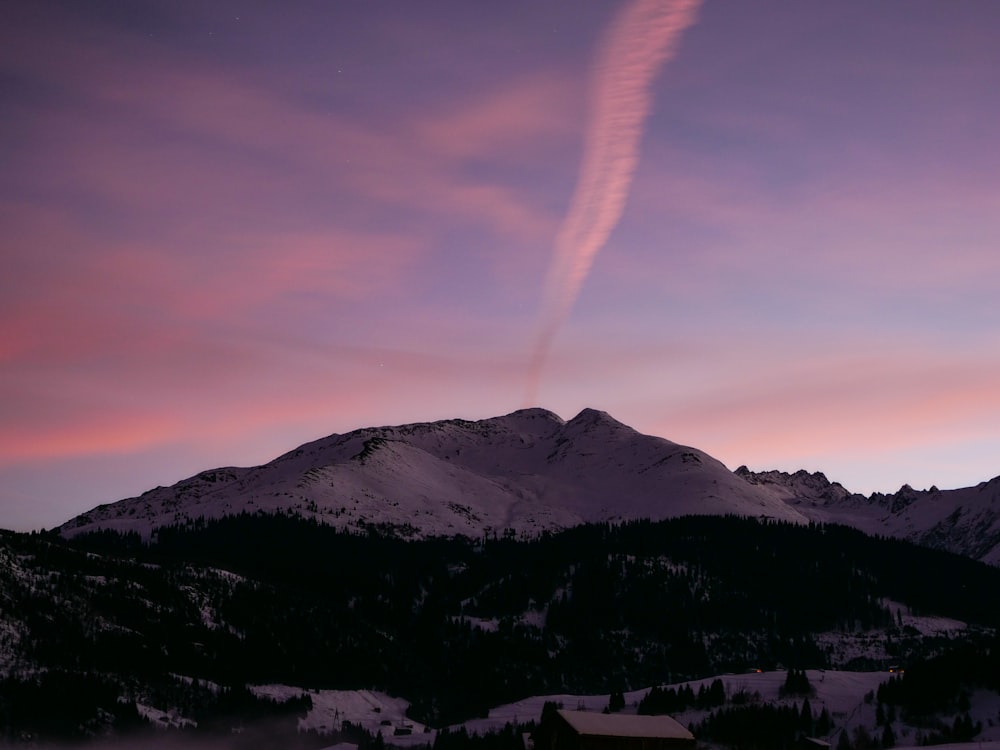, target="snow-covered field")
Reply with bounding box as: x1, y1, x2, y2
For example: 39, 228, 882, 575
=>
457, 670, 888, 738
135, 702, 197, 730
250, 669, 1000, 749
250, 684, 431, 740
